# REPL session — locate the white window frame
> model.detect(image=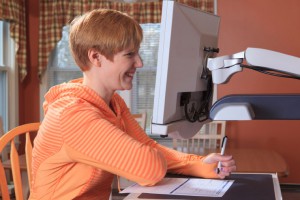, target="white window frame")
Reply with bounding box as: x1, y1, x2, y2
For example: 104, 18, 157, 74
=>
0, 21, 18, 133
